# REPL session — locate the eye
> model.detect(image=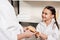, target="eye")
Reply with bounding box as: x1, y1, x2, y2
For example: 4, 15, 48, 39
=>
42, 12, 44, 14
42, 12, 47, 15
45, 13, 47, 15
